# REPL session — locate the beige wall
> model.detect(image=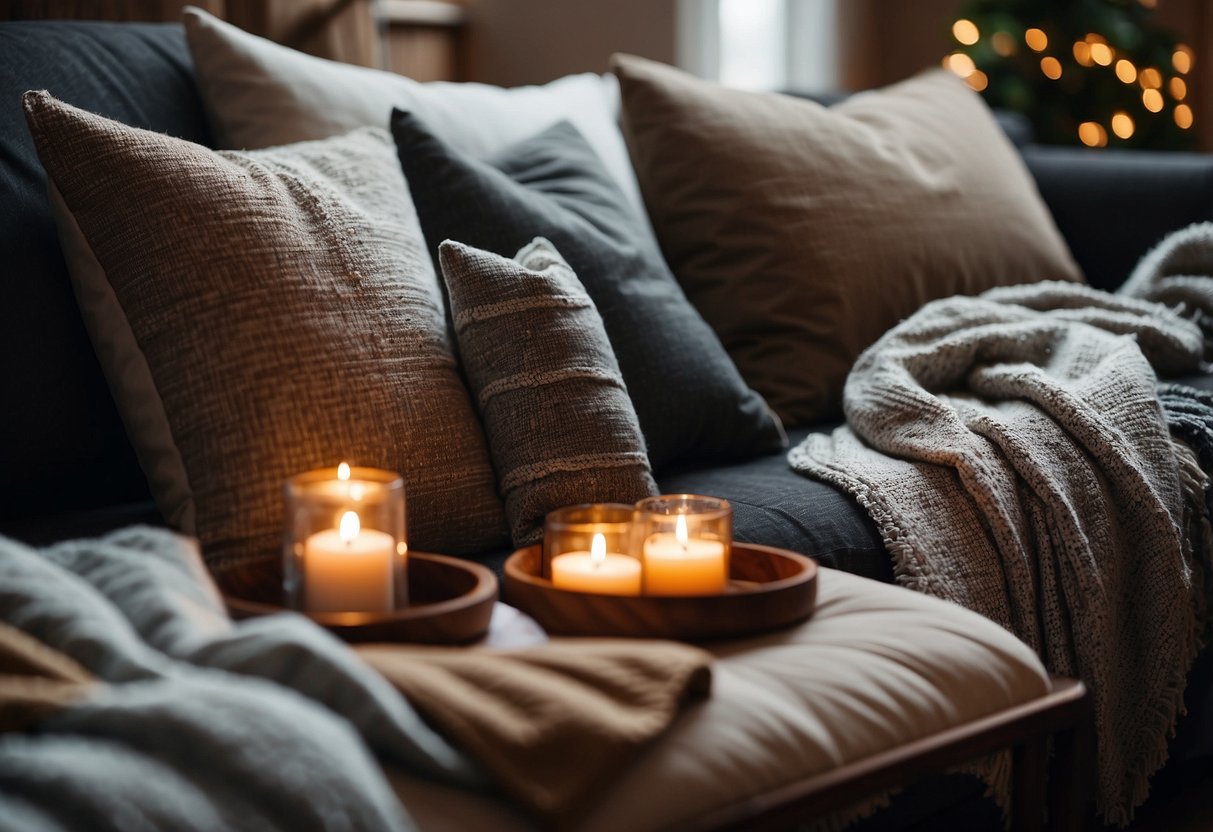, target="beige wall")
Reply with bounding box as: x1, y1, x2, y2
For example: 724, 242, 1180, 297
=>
461, 0, 677, 86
